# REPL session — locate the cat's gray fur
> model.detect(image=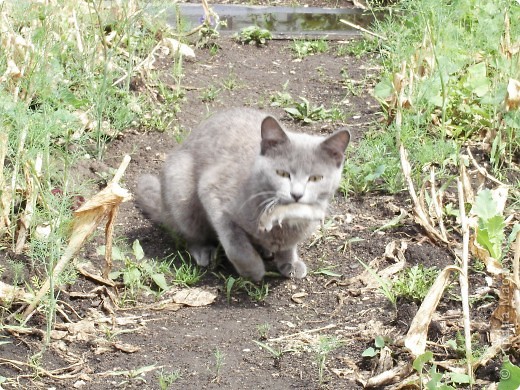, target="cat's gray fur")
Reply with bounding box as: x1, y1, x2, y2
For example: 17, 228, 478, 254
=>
136, 108, 350, 281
